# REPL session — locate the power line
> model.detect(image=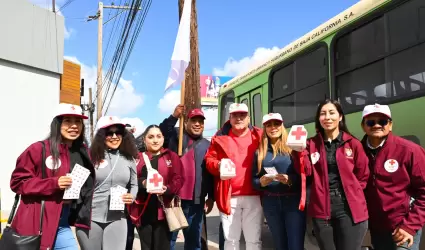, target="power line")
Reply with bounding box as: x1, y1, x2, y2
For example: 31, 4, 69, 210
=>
103, 0, 152, 115
58, 0, 78, 12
